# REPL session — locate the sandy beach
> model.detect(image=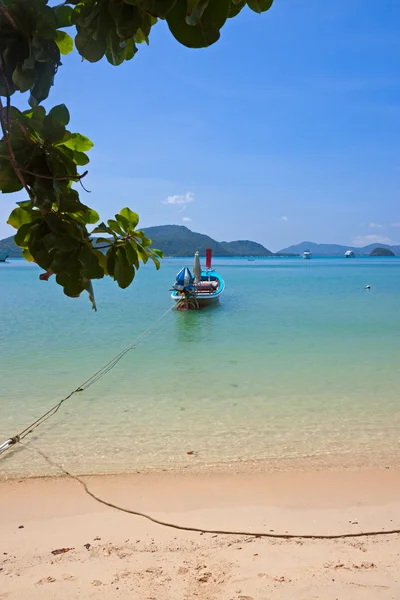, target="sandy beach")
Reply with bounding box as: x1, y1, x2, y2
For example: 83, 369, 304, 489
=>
1, 467, 400, 599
